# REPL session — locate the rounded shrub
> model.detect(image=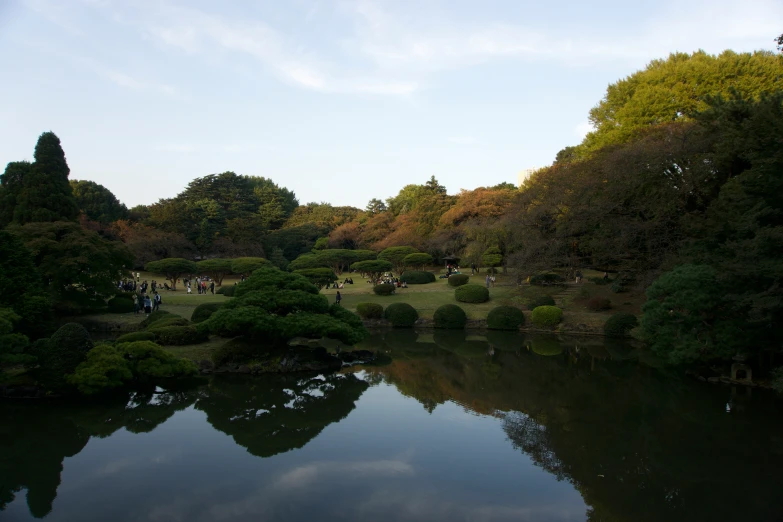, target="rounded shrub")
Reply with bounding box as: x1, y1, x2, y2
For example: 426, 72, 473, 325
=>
108, 294, 135, 313
487, 306, 525, 330
116, 331, 156, 343
447, 274, 470, 287
212, 338, 258, 366
356, 302, 384, 319
216, 285, 237, 297
400, 271, 436, 284
604, 313, 639, 337
528, 295, 555, 310
384, 302, 419, 327
586, 297, 612, 311
191, 302, 222, 323
531, 306, 563, 327
433, 304, 467, 329
455, 284, 490, 304
373, 284, 396, 296
147, 325, 208, 346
